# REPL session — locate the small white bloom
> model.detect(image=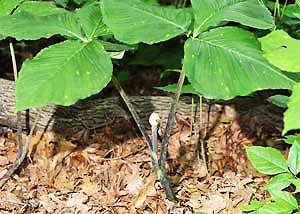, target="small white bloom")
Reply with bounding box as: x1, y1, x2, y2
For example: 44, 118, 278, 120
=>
149, 112, 160, 126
